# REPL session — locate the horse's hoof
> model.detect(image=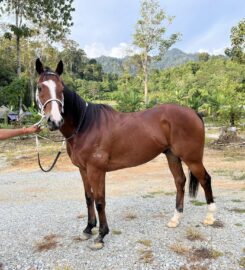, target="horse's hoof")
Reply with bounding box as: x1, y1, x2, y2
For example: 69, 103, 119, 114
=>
80, 233, 91, 241
167, 220, 179, 228
89, 241, 104, 250
203, 217, 215, 225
